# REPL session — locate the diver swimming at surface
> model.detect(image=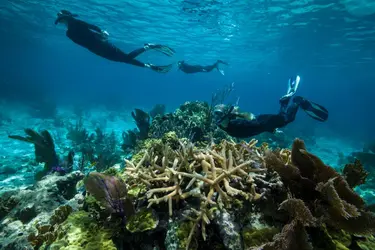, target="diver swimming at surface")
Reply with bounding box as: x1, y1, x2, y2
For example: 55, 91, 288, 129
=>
214, 75, 329, 138
54, 10, 176, 73
177, 60, 229, 75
